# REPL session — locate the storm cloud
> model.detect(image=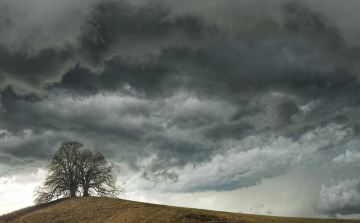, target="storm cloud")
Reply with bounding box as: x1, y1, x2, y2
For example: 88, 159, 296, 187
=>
1, 0, 360, 218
